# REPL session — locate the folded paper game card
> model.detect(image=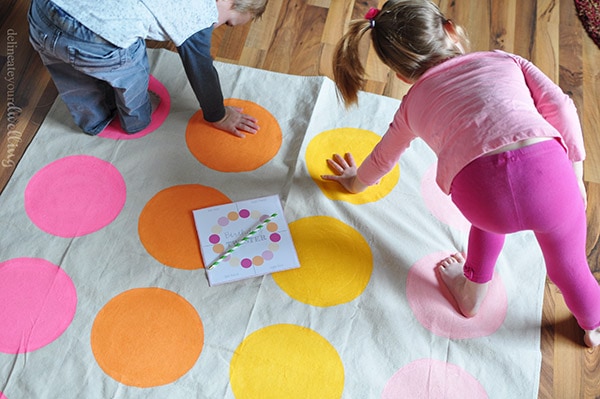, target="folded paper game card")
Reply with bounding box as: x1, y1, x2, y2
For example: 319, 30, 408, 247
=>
194, 195, 299, 285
